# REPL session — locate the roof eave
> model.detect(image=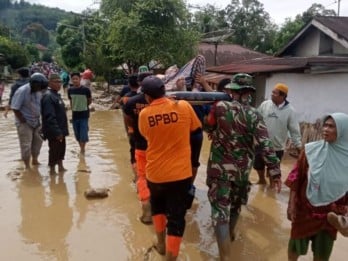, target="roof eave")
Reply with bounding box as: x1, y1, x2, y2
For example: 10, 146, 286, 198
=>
311, 19, 348, 48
